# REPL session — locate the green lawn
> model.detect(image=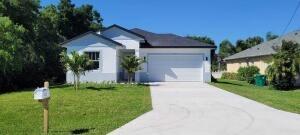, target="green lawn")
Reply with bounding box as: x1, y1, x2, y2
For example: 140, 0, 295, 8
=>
210, 79, 300, 114
0, 84, 152, 135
